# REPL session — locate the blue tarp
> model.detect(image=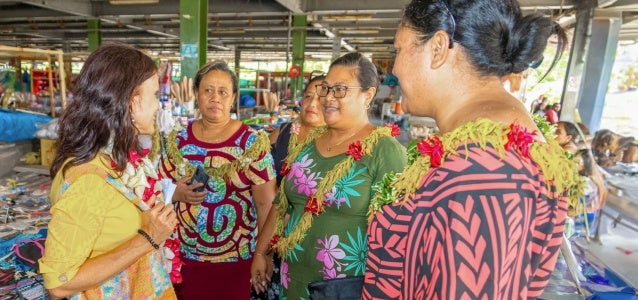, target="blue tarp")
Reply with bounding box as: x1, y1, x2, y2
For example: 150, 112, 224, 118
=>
0, 108, 52, 142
